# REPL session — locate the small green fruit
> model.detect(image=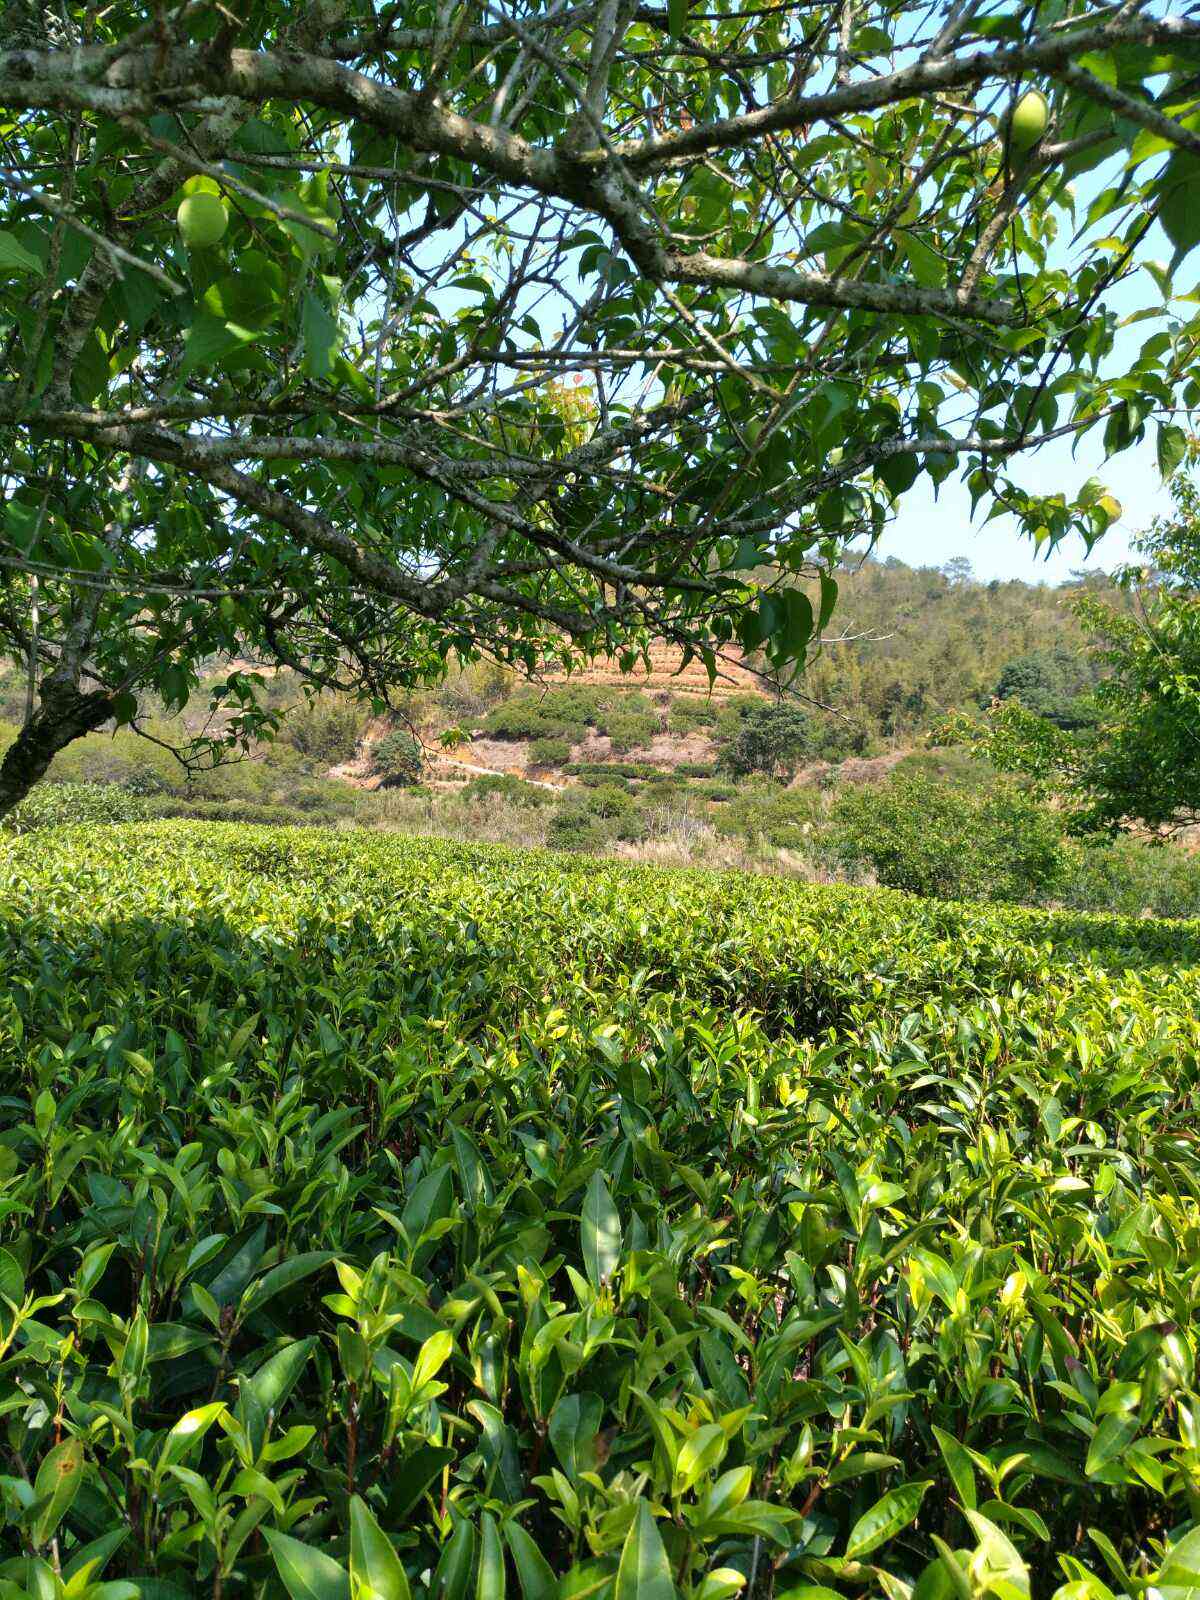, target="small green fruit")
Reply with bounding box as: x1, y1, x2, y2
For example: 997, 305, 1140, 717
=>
1009, 89, 1049, 153
177, 192, 229, 250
